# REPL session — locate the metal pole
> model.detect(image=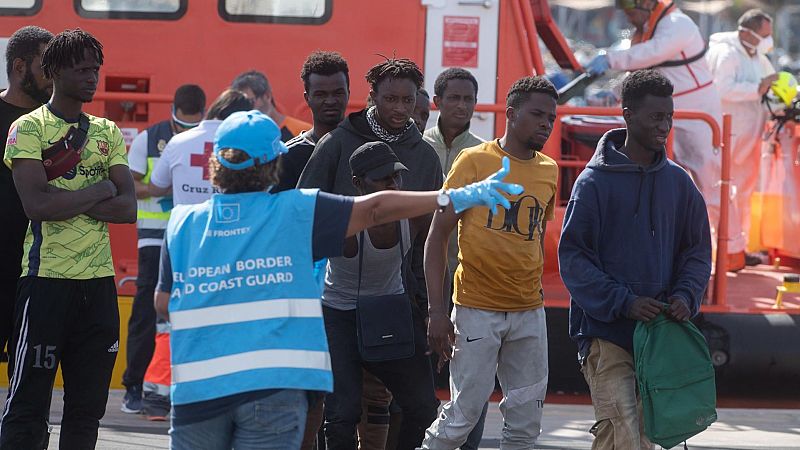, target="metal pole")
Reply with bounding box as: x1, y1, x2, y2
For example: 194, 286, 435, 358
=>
519, 0, 546, 75
713, 114, 732, 307
509, 0, 535, 75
